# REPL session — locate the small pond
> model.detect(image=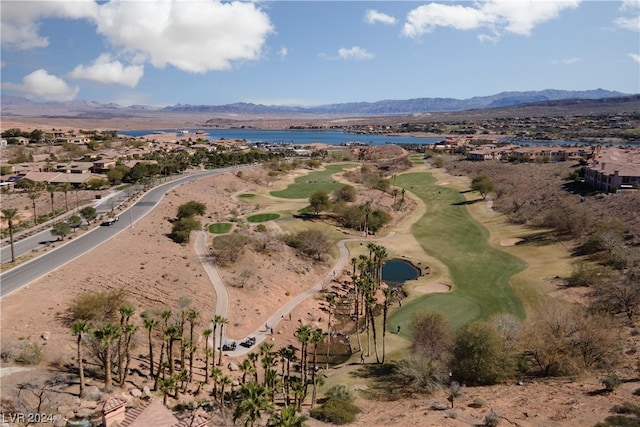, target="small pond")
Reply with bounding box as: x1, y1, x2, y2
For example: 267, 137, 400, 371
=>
382, 259, 421, 287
